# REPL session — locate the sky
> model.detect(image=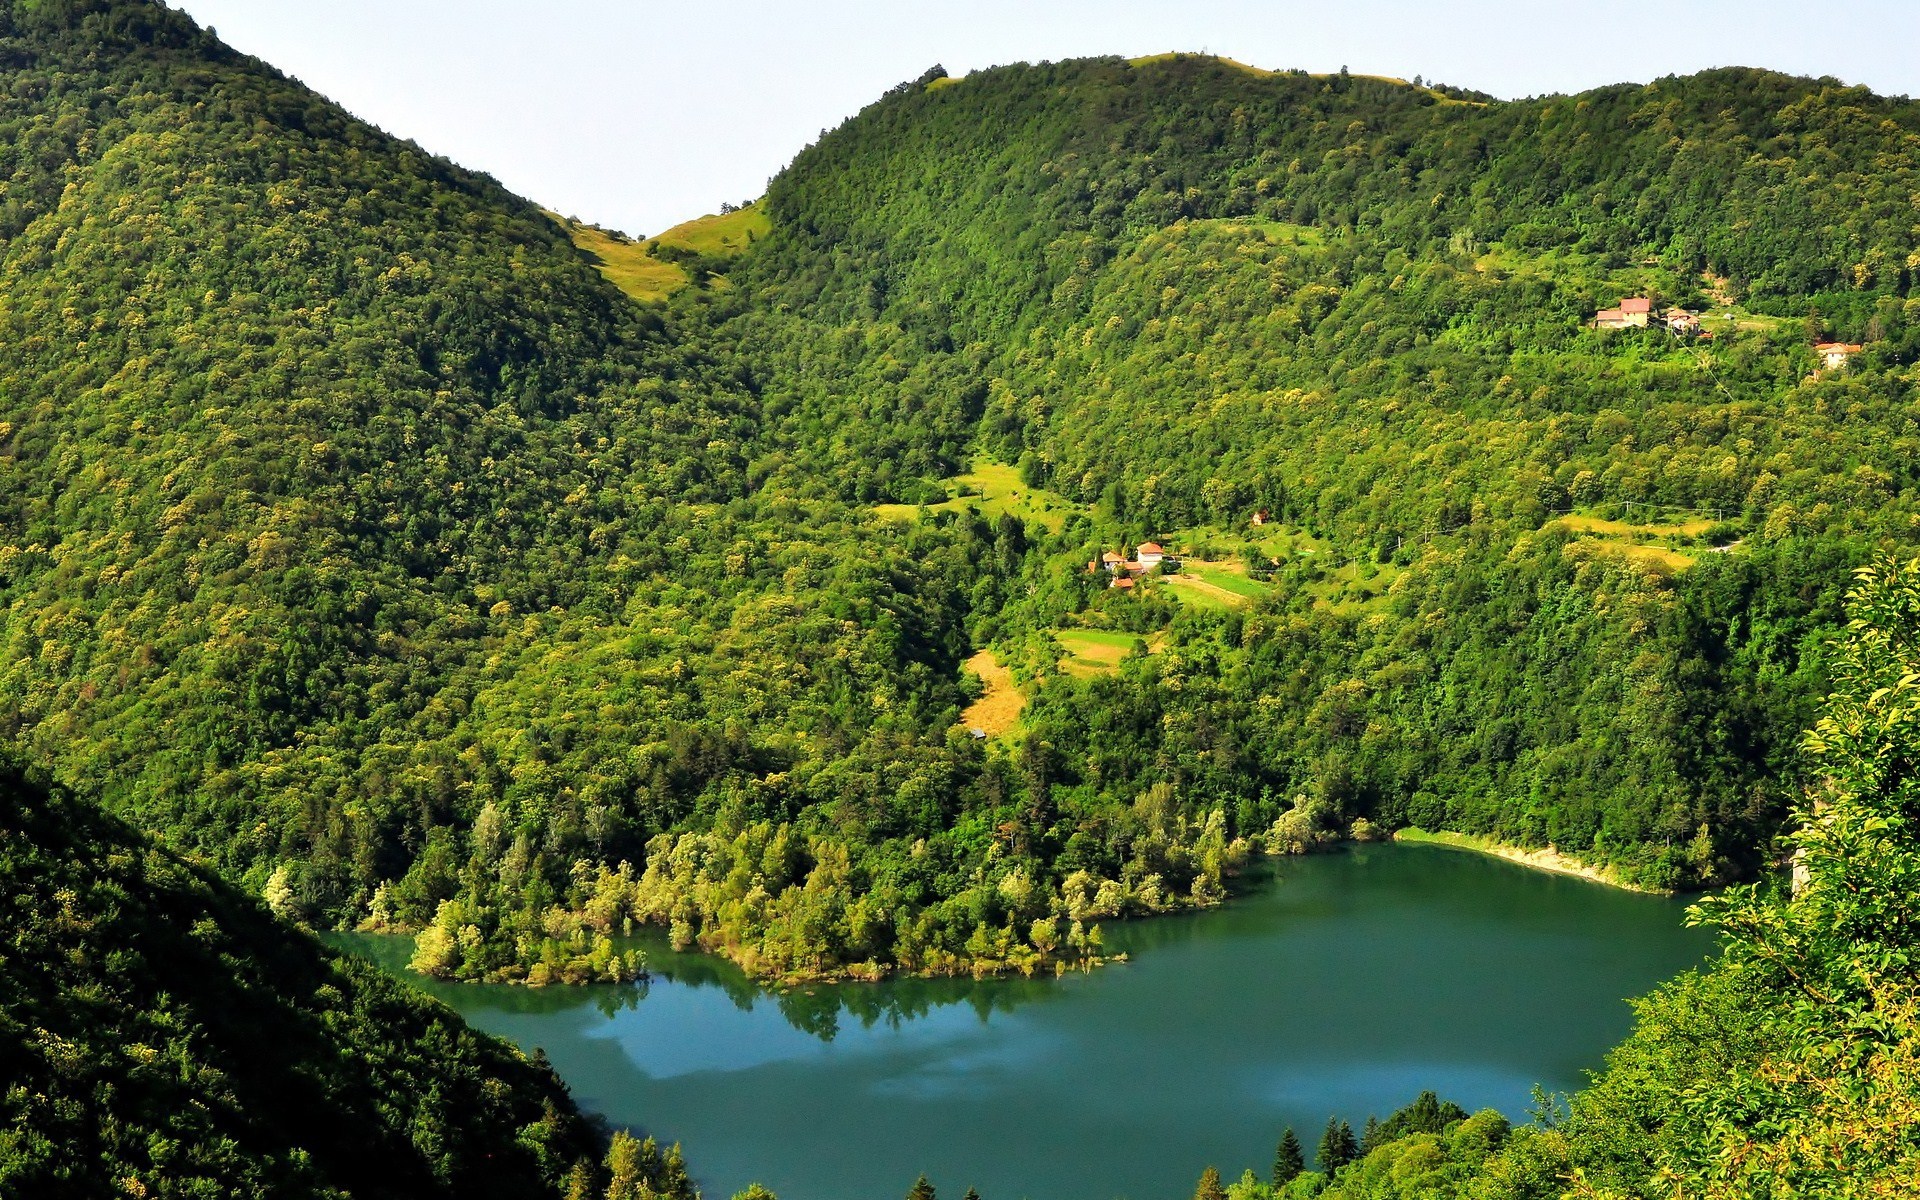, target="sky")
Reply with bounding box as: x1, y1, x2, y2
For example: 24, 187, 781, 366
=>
172, 1, 1920, 238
